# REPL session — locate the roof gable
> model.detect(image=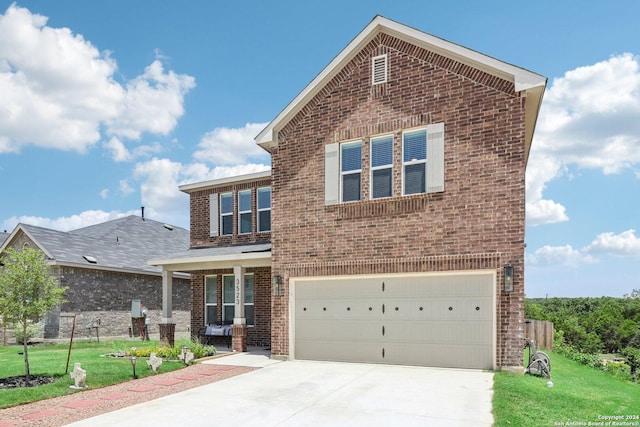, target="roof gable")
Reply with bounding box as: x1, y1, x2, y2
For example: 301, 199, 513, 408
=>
255, 15, 546, 162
